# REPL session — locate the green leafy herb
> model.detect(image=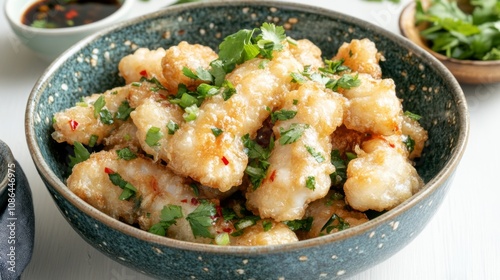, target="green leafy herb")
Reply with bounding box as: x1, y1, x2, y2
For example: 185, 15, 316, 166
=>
403, 135, 416, 153
93, 95, 106, 119
140, 76, 167, 91
108, 172, 138, 201
415, 0, 500, 60
279, 123, 309, 145
115, 101, 134, 121
284, 216, 313, 232
145, 126, 163, 147
305, 176, 316, 191
321, 214, 350, 234
88, 134, 98, 148
186, 200, 217, 238
242, 134, 272, 189
330, 149, 348, 186
221, 207, 238, 221
167, 120, 179, 135
189, 183, 200, 197
218, 23, 286, 73
221, 80, 236, 100
182, 66, 213, 83
116, 147, 137, 160
211, 127, 224, 137
305, 145, 325, 163
262, 220, 273, 232
404, 110, 422, 121
99, 109, 114, 125
149, 205, 184, 236
319, 59, 351, 74
325, 192, 345, 206
325, 73, 361, 91
271, 109, 297, 123
69, 141, 90, 168
292, 64, 361, 91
